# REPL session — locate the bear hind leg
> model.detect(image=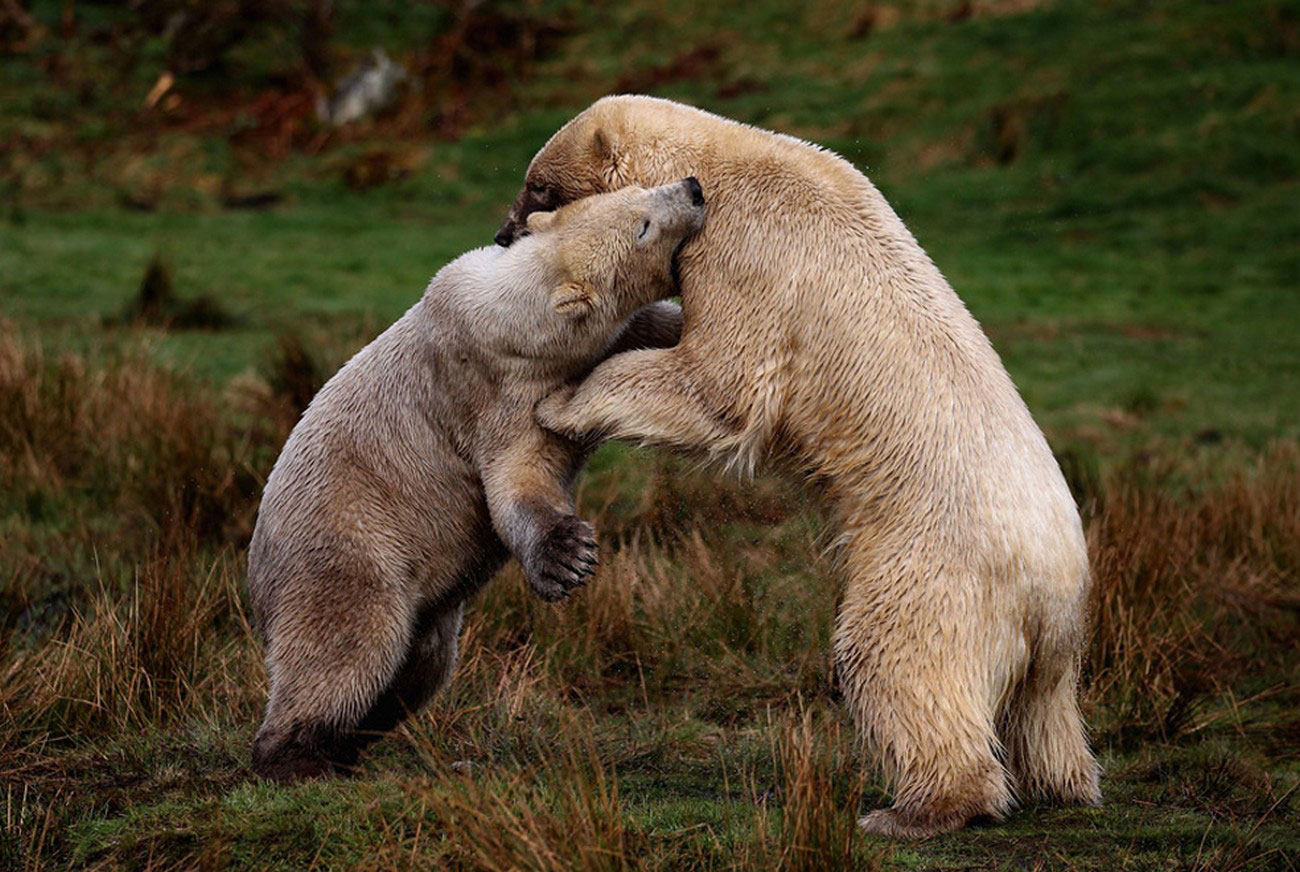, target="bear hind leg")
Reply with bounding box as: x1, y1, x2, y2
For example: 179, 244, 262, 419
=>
1001, 655, 1101, 807
252, 583, 417, 782
835, 603, 1014, 838
852, 696, 1014, 839
354, 601, 465, 743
